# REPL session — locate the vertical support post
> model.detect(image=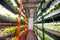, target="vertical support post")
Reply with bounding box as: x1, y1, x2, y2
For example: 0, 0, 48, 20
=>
24, 9, 28, 35
42, 13, 45, 40
40, 1, 45, 40
16, 0, 22, 40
